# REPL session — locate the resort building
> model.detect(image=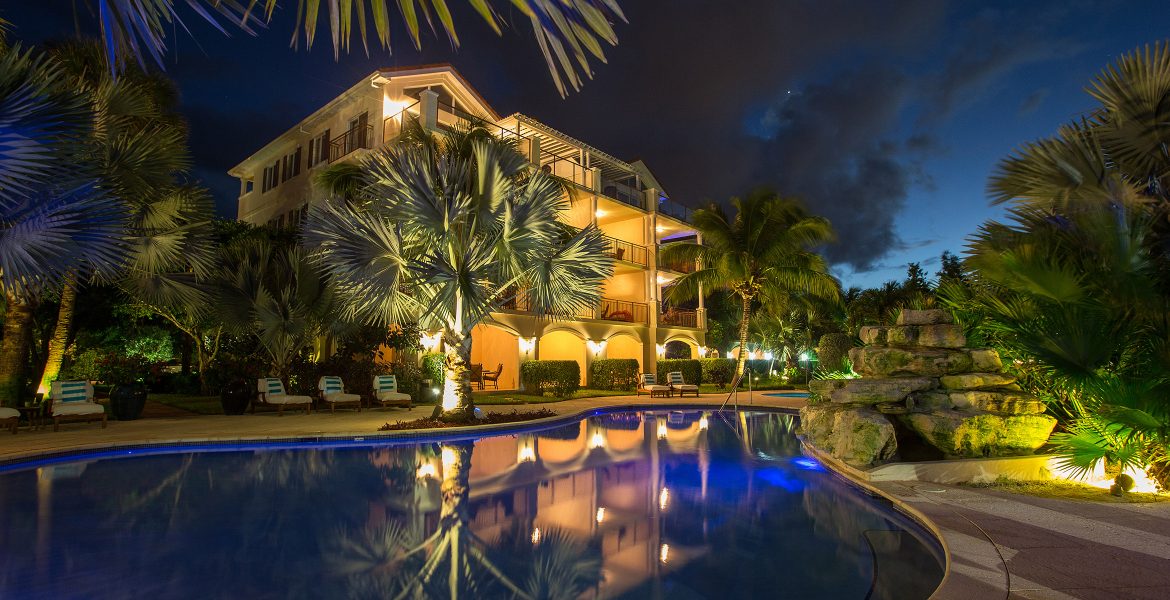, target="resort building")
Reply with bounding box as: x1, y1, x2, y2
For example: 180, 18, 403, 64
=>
230, 65, 706, 390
